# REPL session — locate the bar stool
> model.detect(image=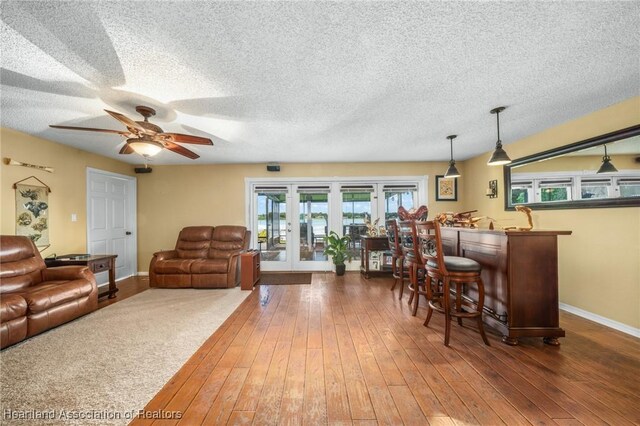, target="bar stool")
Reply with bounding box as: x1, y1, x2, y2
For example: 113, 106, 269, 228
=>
385, 219, 405, 299
385, 219, 403, 295
397, 220, 427, 316
415, 220, 490, 346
